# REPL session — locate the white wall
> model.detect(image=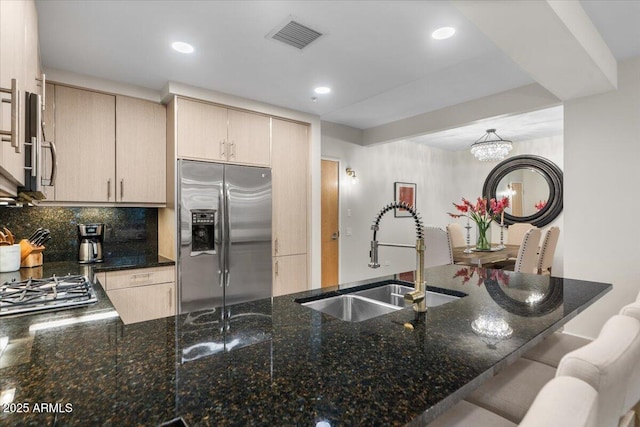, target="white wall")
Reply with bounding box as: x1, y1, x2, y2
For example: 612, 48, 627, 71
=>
563, 57, 640, 338
322, 130, 564, 283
